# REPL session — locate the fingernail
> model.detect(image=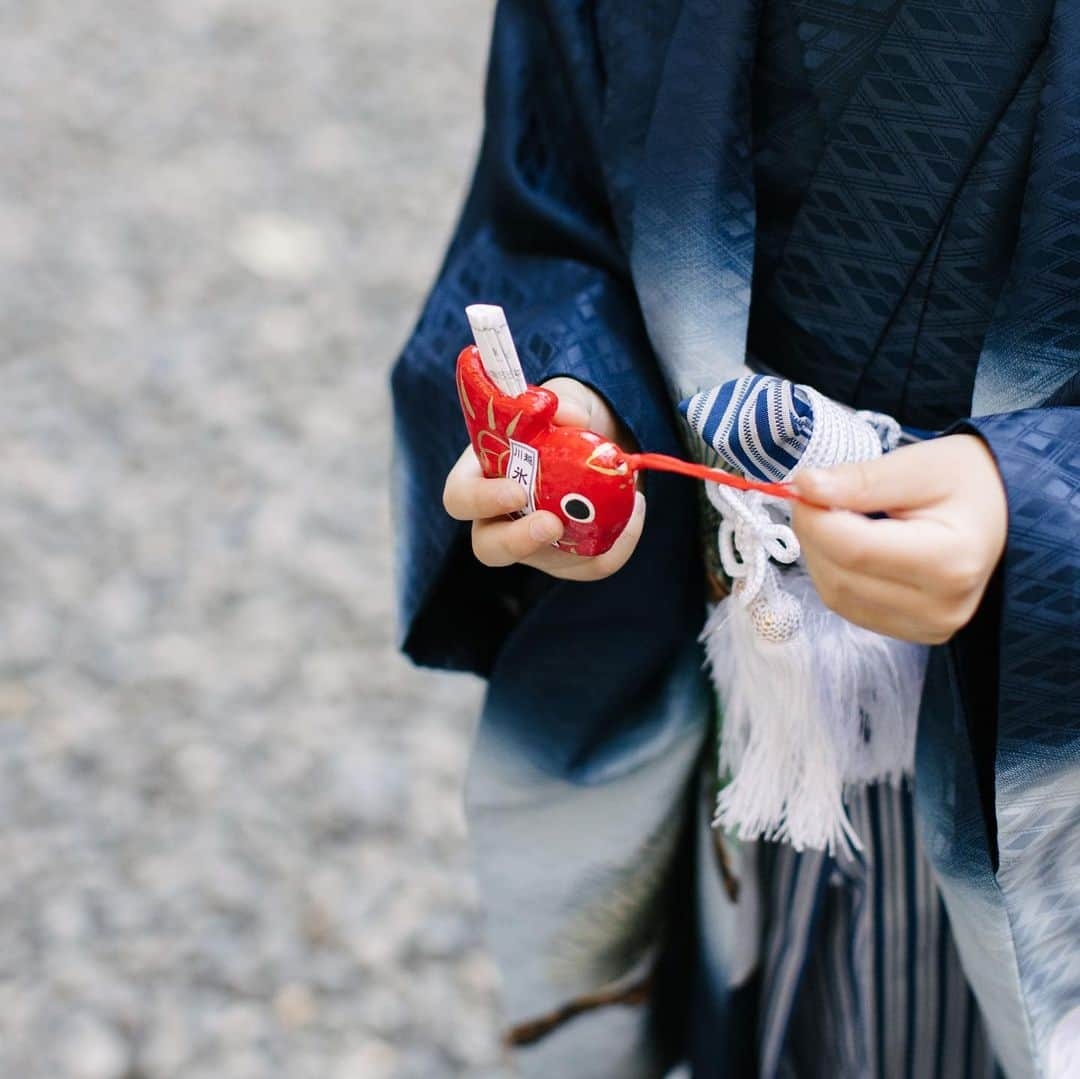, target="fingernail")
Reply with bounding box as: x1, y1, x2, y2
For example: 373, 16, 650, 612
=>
499, 485, 526, 510
529, 514, 560, 542
634, 491, 646, 515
